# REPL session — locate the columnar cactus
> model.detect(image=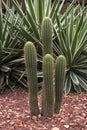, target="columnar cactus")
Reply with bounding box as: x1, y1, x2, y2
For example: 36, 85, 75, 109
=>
41, 17, 53, 55
24, 41, 39, 116
42, 54, 54, 117
55, 55, 66, 114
